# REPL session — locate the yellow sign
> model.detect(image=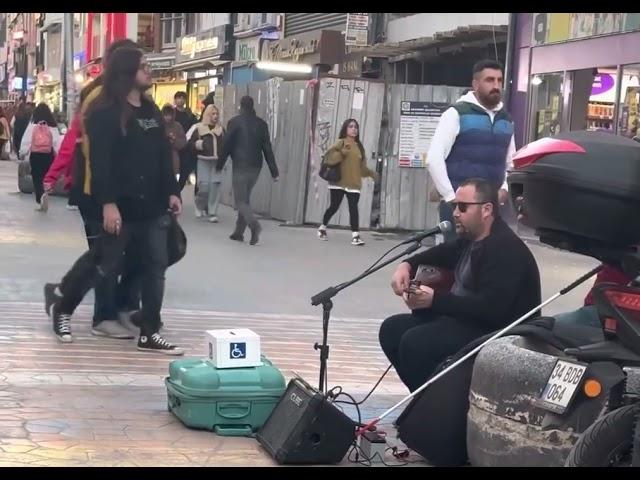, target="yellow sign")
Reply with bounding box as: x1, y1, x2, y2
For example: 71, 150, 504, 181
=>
180, 36, 219, 60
